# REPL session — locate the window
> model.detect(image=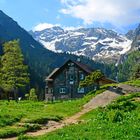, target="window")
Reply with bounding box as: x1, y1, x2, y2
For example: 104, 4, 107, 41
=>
70, 75, 74, 81
69, 75, 75, 84
80, 74, 84, 80
69, 81, 74, 85
77, 88, 85, 93
59, 87, 66, 94
68, 63, 74, 66
70, 63, 74, 66
48, 88, 53, 94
